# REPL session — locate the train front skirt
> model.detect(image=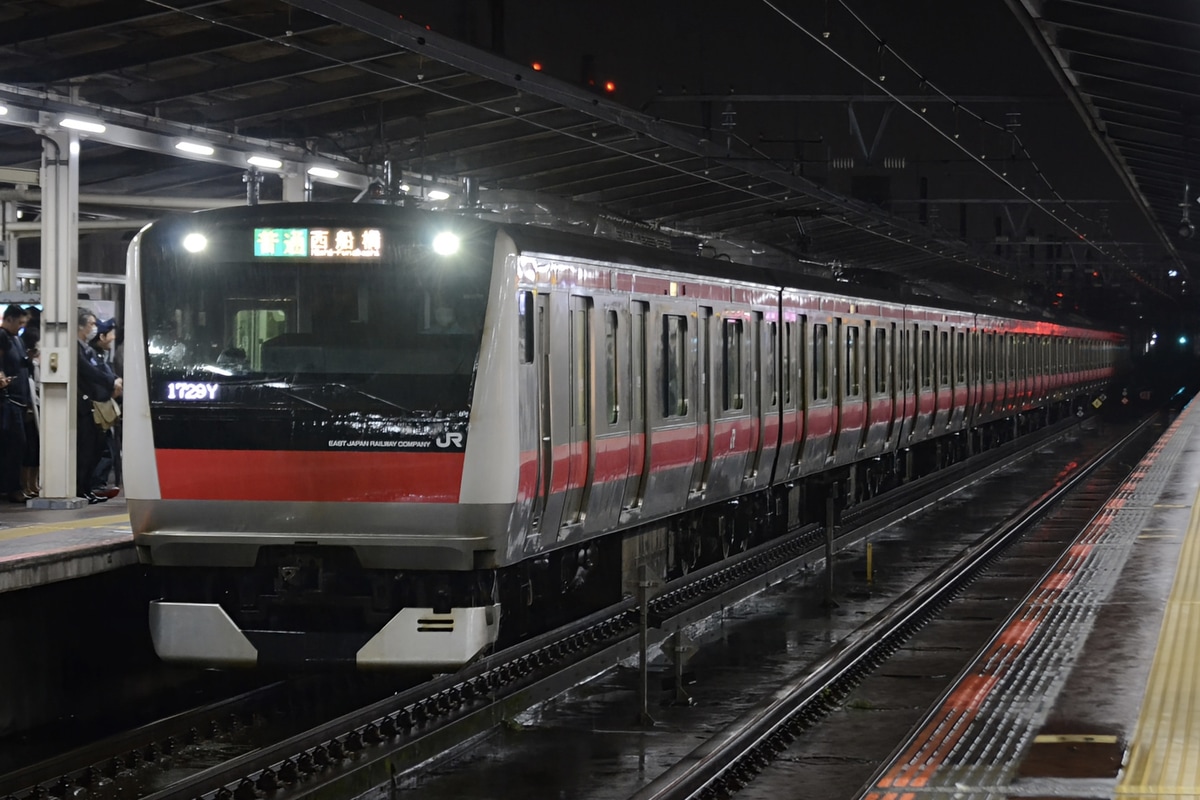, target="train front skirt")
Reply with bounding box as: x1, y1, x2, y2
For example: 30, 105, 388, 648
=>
149, 601, 501, 669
